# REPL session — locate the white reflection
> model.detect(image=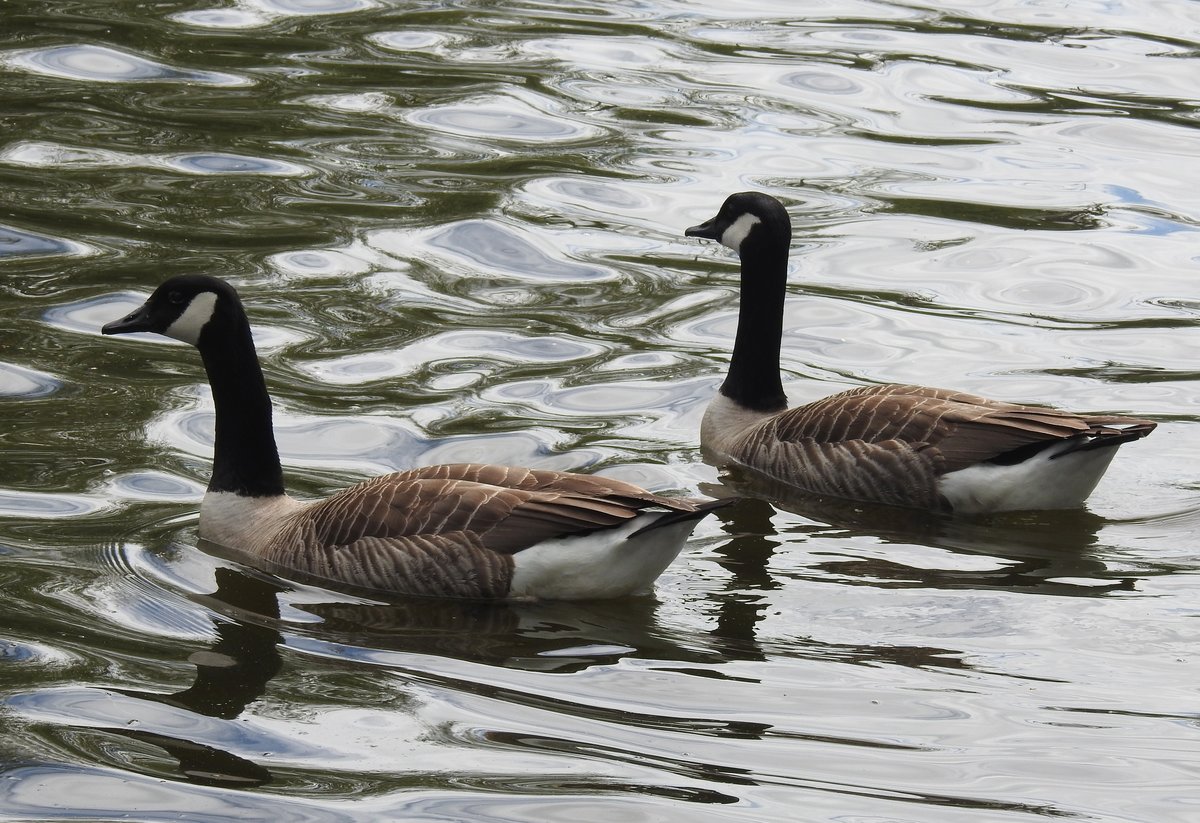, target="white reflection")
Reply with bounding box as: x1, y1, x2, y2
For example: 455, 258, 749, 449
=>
0, 141, 308, 177
172, 0, 378, 29
0, 44, 250, 86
